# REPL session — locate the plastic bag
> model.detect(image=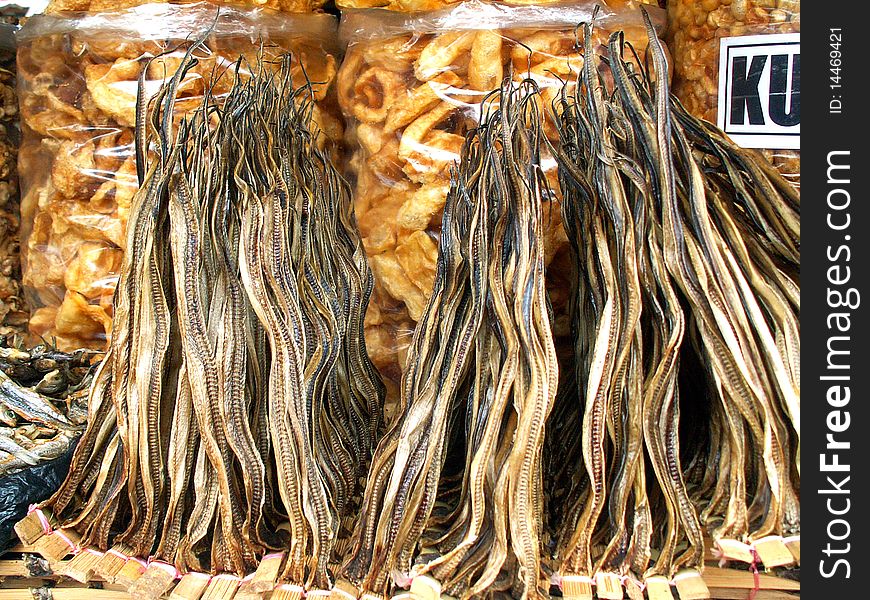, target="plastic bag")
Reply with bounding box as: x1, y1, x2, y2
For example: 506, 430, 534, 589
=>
17, 2, 343, 351
667, 0, 800, 190
44, 0, 326, 14
337, 0, 666, 409
336, 0, 659, 15
1, 22, 27, 342
0, 438, 77, 554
